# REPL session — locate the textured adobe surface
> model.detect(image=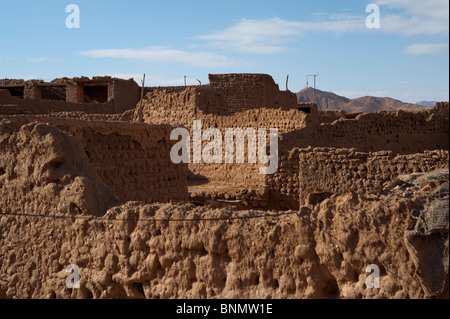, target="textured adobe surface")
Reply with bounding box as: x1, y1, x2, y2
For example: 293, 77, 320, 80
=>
0, 75, 448, 299
1, 170, 447, 299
